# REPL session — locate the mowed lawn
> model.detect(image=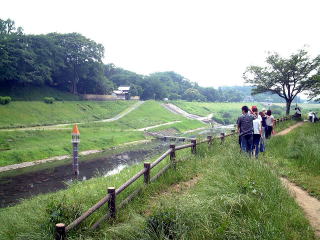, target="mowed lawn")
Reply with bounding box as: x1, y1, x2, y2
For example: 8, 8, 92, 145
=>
0, 100, 136, 128
0, 101, 205, 166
